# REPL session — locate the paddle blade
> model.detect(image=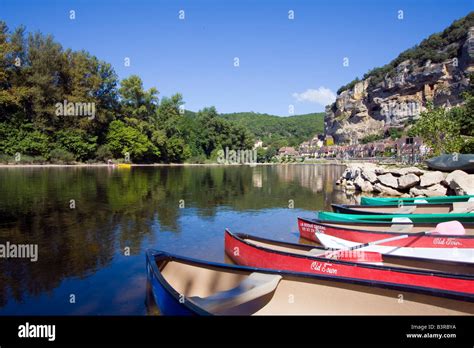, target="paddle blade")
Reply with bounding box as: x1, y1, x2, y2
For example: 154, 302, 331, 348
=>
430, 220, 466, 235
323, 250, 383, 263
